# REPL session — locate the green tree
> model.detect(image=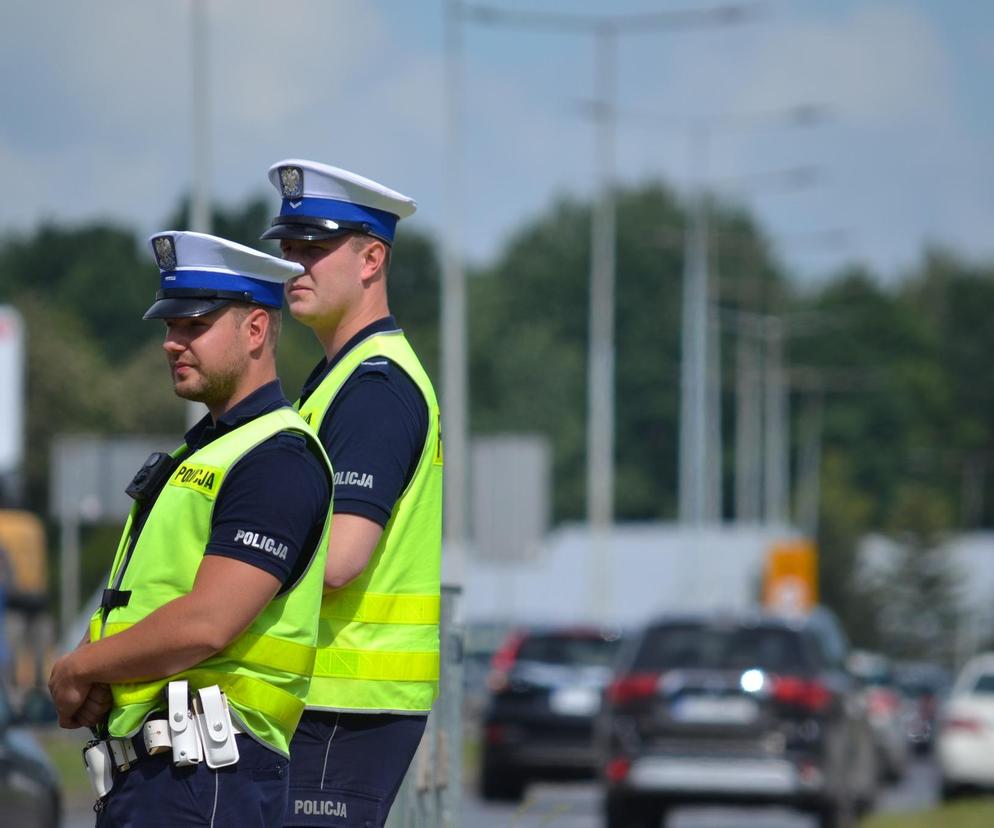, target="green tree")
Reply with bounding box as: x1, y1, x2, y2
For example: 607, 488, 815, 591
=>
468, 182, 787, 522
14, 295, 184, 510
10, 185, 994, 650
0, 222, 154, 360
872, 483, 961, 664
904, 250, 994, 526
816, 451, 880, 649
